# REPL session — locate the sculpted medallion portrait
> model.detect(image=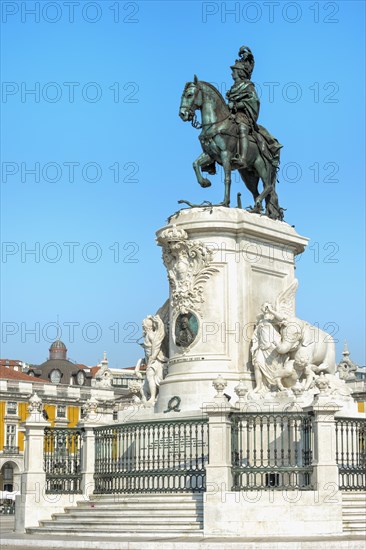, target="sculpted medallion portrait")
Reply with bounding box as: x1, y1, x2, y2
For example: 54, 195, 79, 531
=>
175, 312, 198, 348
